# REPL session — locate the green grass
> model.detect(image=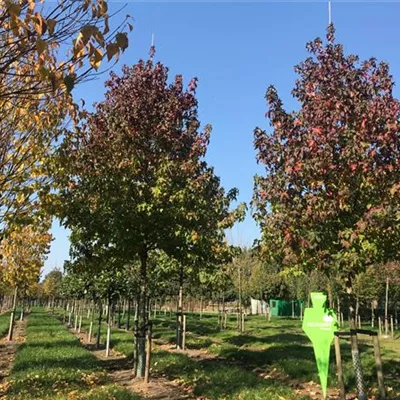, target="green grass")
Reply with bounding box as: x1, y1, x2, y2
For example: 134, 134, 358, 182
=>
0, 312, 11, 337
53, 308, 400, 399
4, 309, 140, 400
